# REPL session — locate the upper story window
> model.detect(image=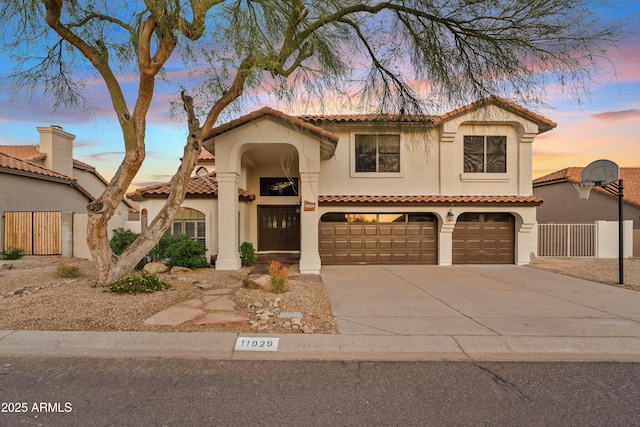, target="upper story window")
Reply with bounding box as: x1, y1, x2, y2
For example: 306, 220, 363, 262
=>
464, 135, 506, 173
355, 134, 400, 173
